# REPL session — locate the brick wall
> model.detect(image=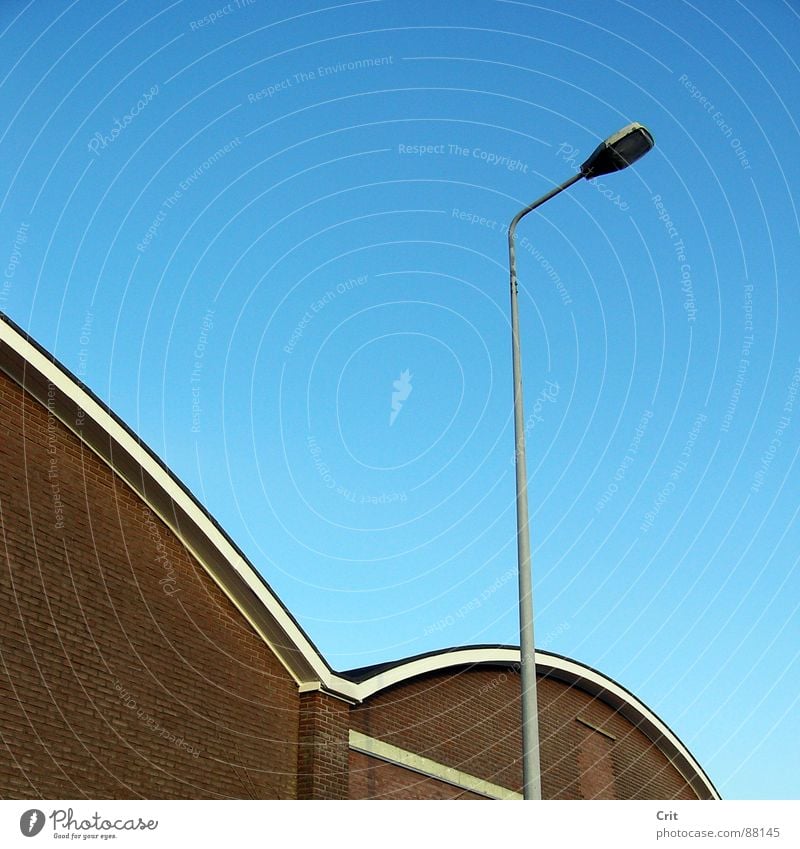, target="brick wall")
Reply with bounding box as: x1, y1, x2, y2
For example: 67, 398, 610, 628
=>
538, 675, 696, 800
349, 666, 698, 800
0, 371, 300, 799
297, 691, 349, 799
